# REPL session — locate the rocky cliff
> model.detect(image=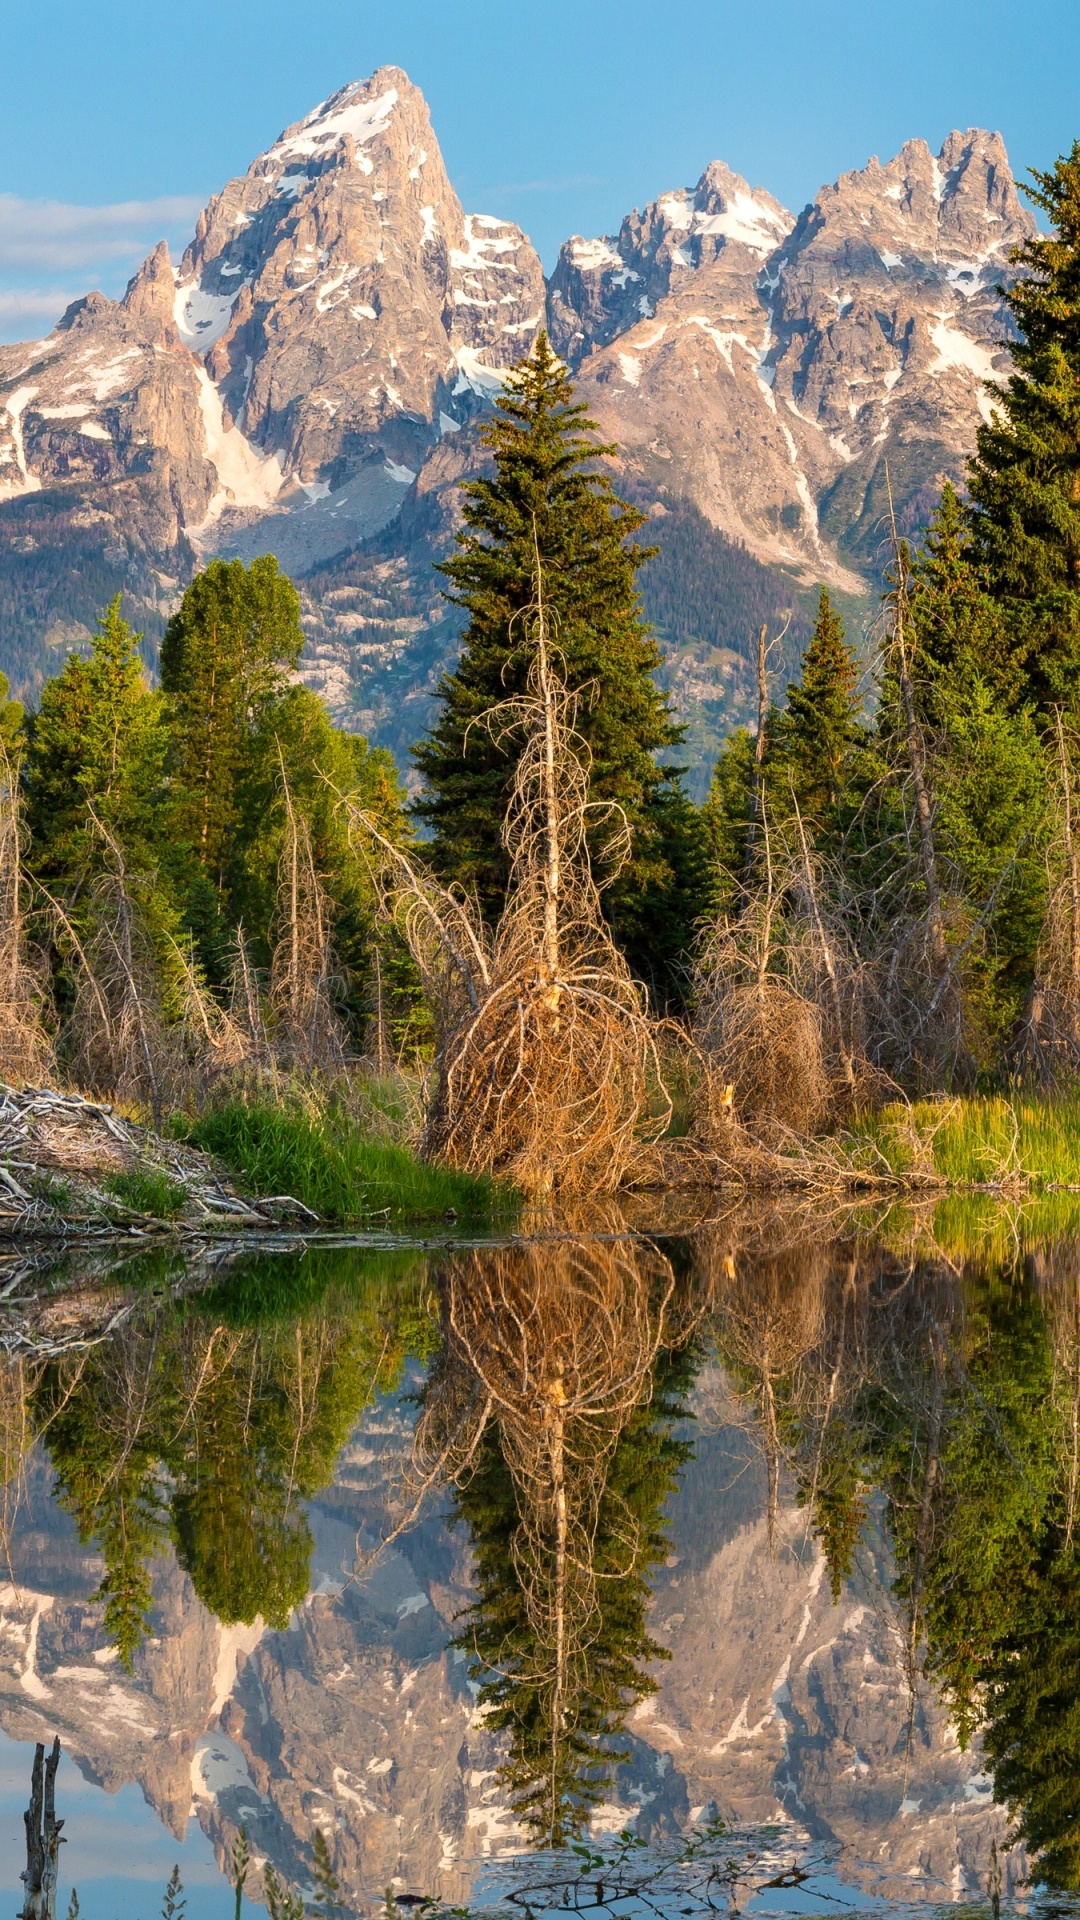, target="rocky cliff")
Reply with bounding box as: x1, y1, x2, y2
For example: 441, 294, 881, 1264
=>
0, 72, 1035, 771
